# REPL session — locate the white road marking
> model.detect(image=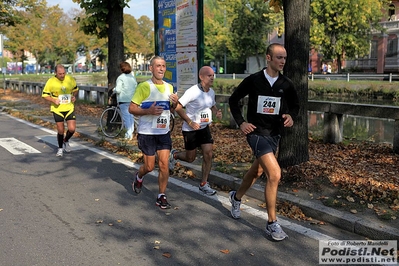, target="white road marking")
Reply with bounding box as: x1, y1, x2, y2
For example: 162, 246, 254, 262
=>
0, 137, 41, 155
6, 112, 337, 241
